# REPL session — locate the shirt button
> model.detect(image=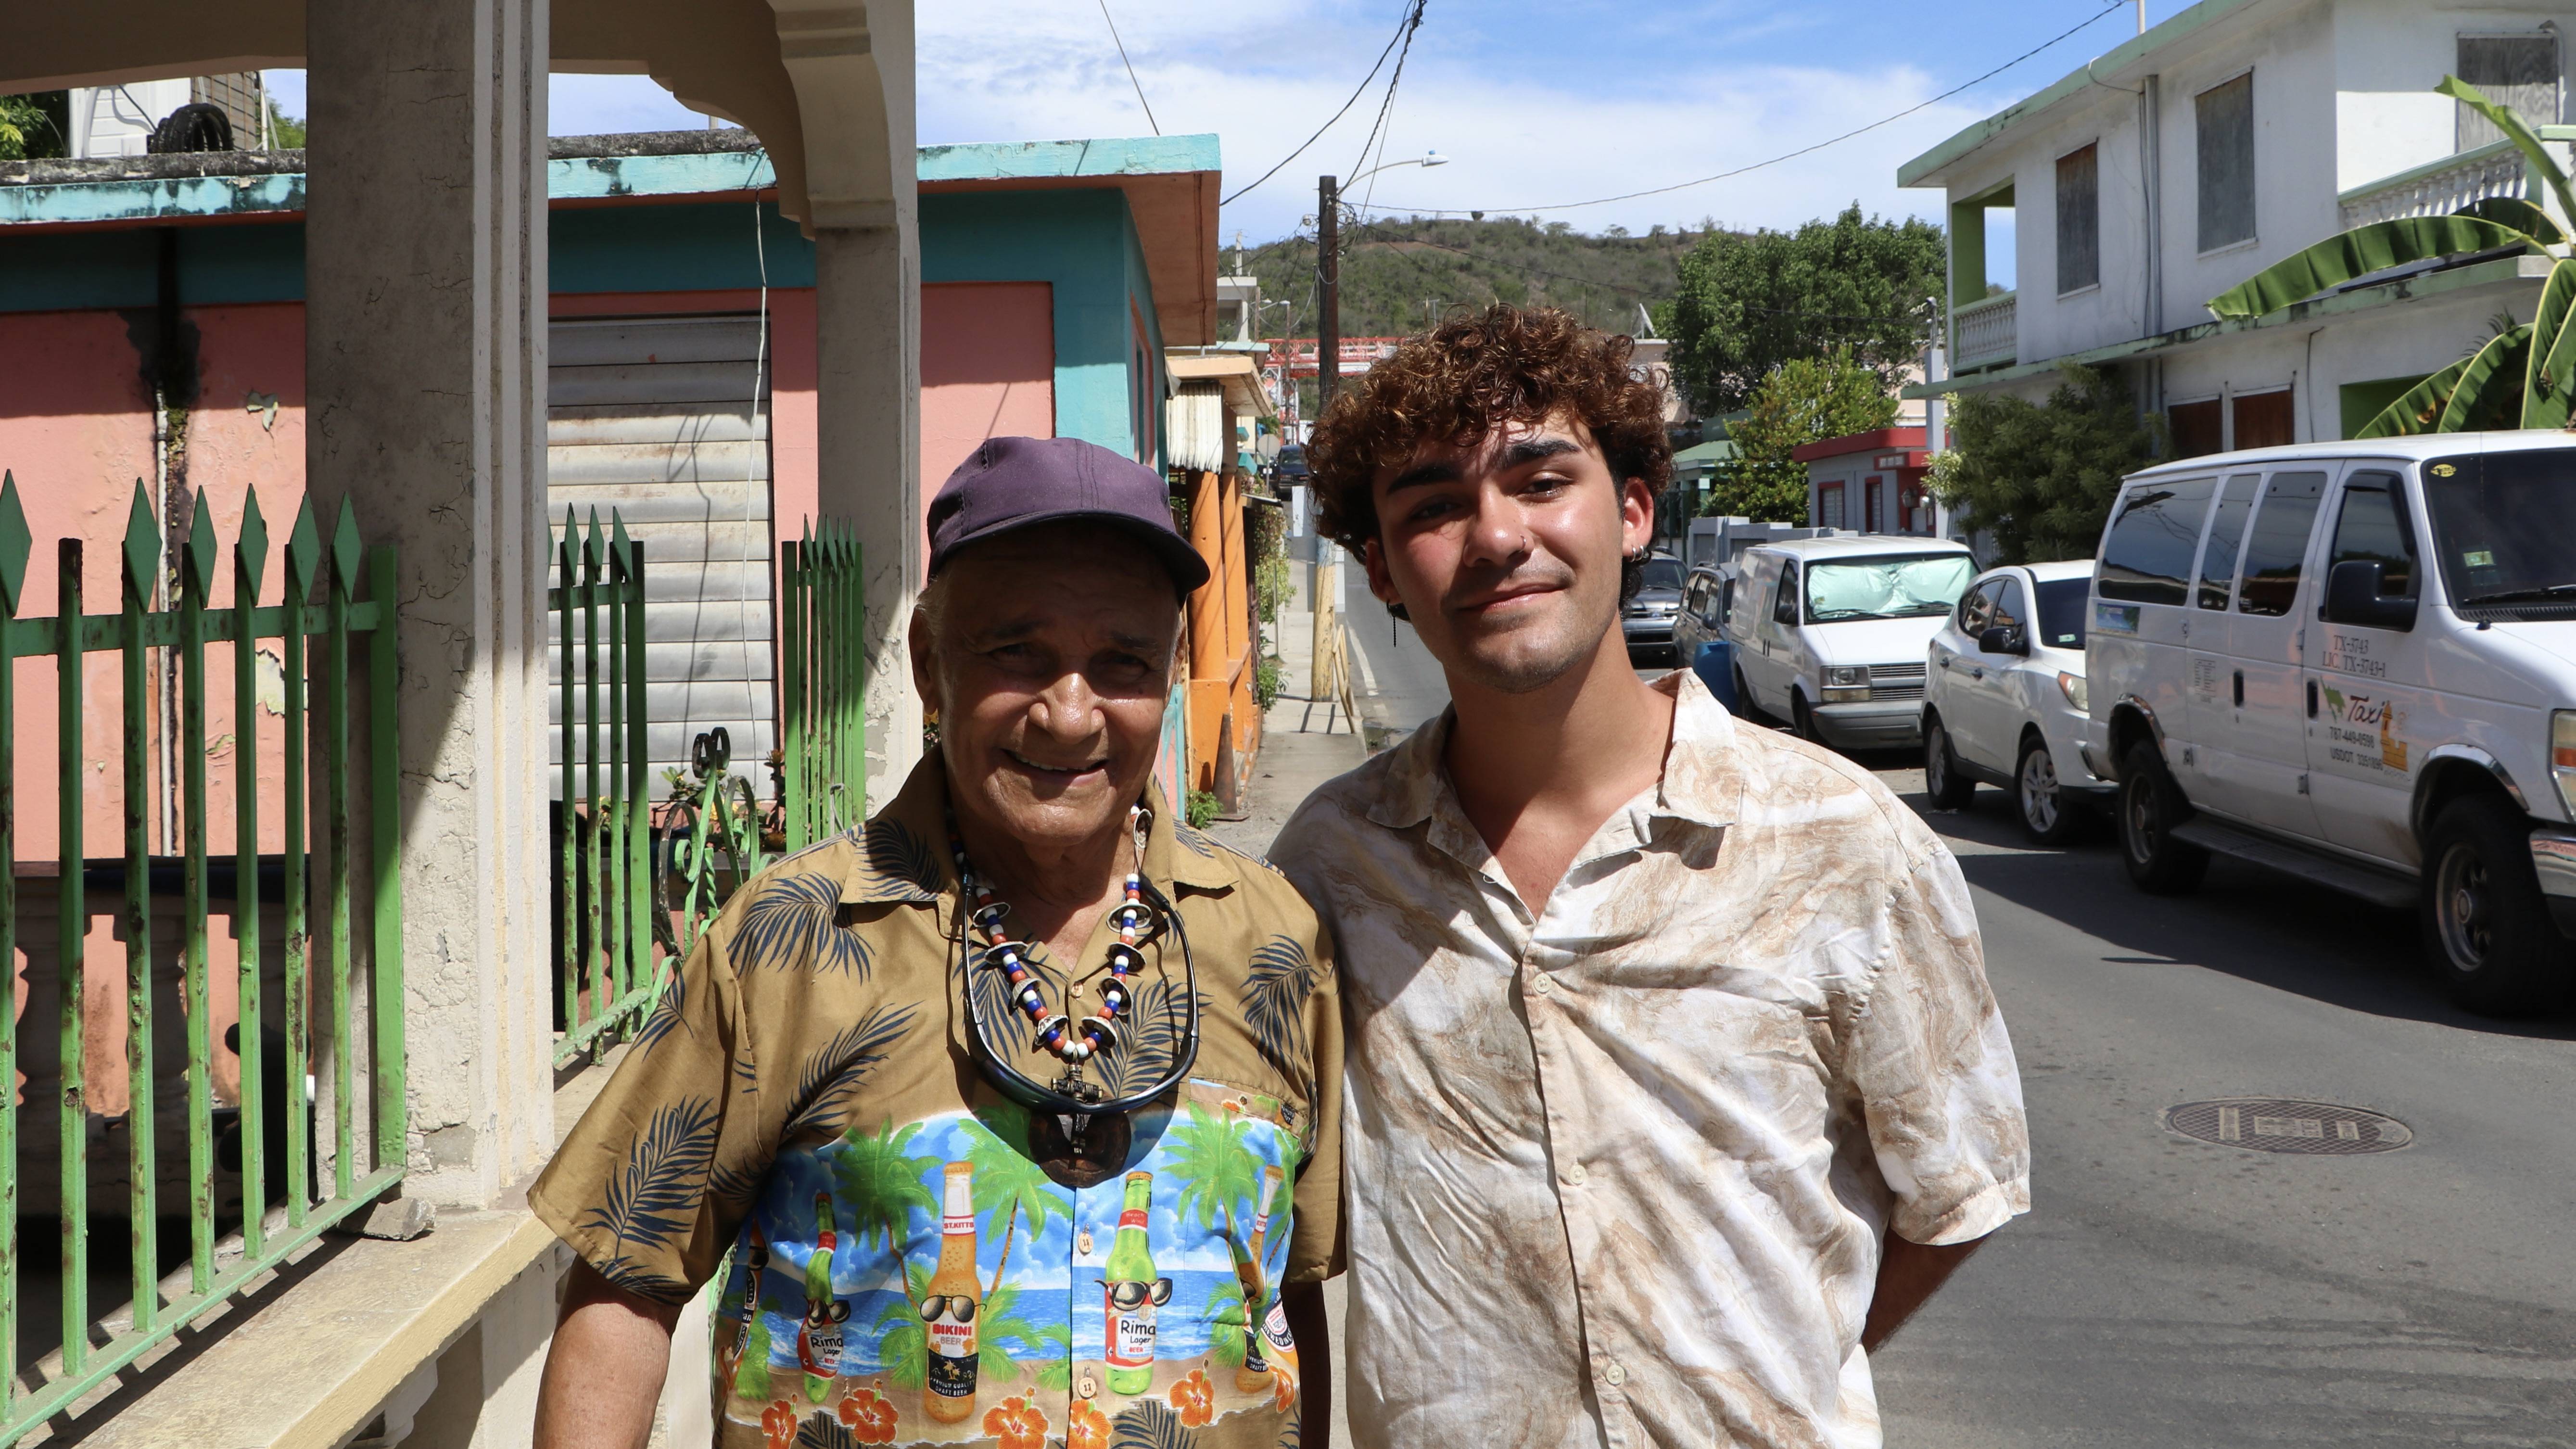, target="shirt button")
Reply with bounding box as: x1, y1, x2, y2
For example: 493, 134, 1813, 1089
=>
1602, 1359, 1627, 1387
1076, 1229, 1096, 1255
1078, 1373, 1099, 1399
1529, 972, 1553, 995
1564, 1162, 1587, 1186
